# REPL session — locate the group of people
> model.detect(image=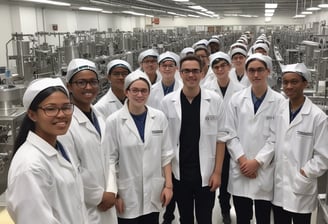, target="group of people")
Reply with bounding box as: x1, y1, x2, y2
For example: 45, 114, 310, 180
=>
6, 31, 328, 224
